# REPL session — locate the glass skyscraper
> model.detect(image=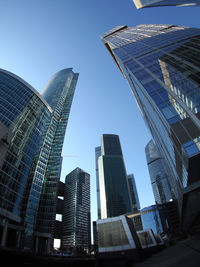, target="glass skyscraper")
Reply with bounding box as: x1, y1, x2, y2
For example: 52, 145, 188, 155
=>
127, 202, 181, 241
98, 134, 132, 218
102, 24, 200, 209
145, 140, 174, 204
35, 68, 78, 252
0, 68, 78, 252
95, 146, 102, 219
133, 0, 200, 9
128, 205, 167, 237
62, 167, 91, 250
127, 174, 141, 212
0, 68, 52, 248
